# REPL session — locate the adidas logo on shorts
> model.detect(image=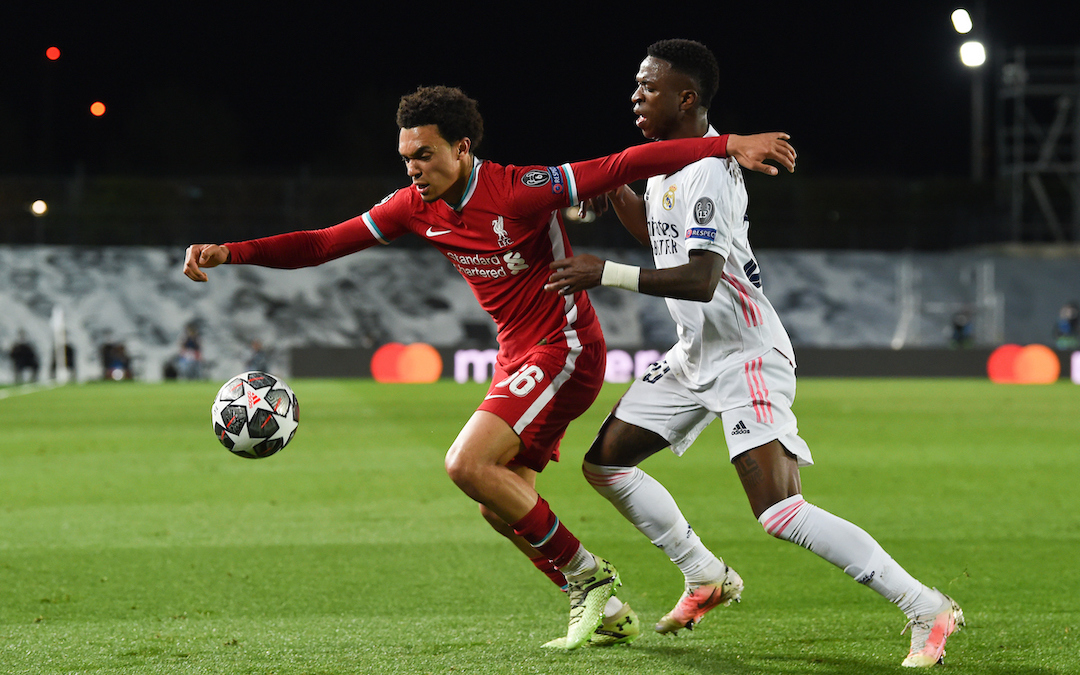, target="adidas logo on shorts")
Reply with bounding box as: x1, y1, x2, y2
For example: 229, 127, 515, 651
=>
731, 421, 750, 436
